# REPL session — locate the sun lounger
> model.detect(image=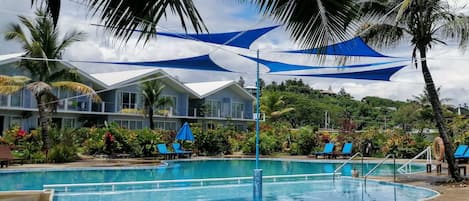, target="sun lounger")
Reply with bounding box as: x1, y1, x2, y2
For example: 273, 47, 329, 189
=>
337, 143, 353, 158
0, 145, 14, 168
314, 143, 335, 159
172, 143, 192, 158
156, 144, 176, 160
454, 145, 468, 159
